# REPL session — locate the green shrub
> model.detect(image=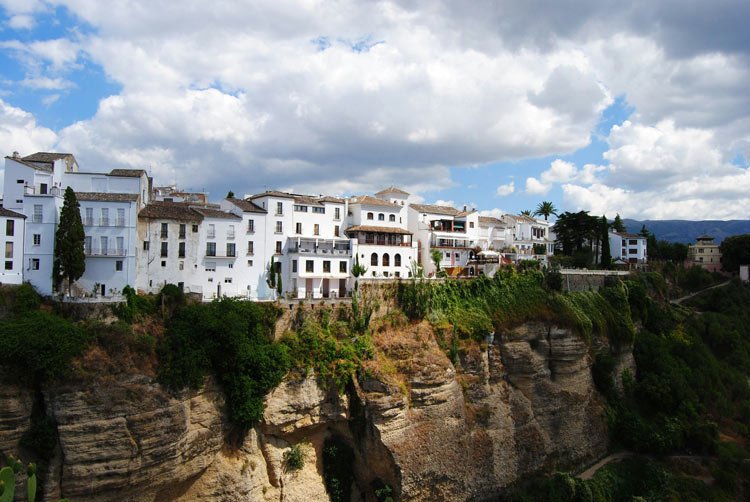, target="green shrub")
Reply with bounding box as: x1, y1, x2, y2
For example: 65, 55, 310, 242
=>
322, 435, 355, 502
283, 444, 305, 471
